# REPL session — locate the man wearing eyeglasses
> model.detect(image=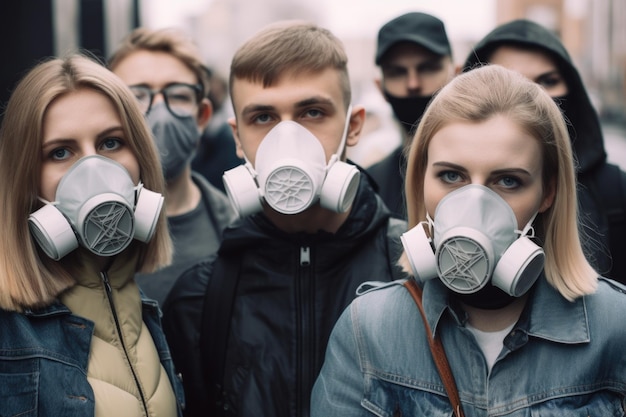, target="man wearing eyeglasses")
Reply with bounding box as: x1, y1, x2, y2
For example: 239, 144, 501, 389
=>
109, 27, 236, 309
